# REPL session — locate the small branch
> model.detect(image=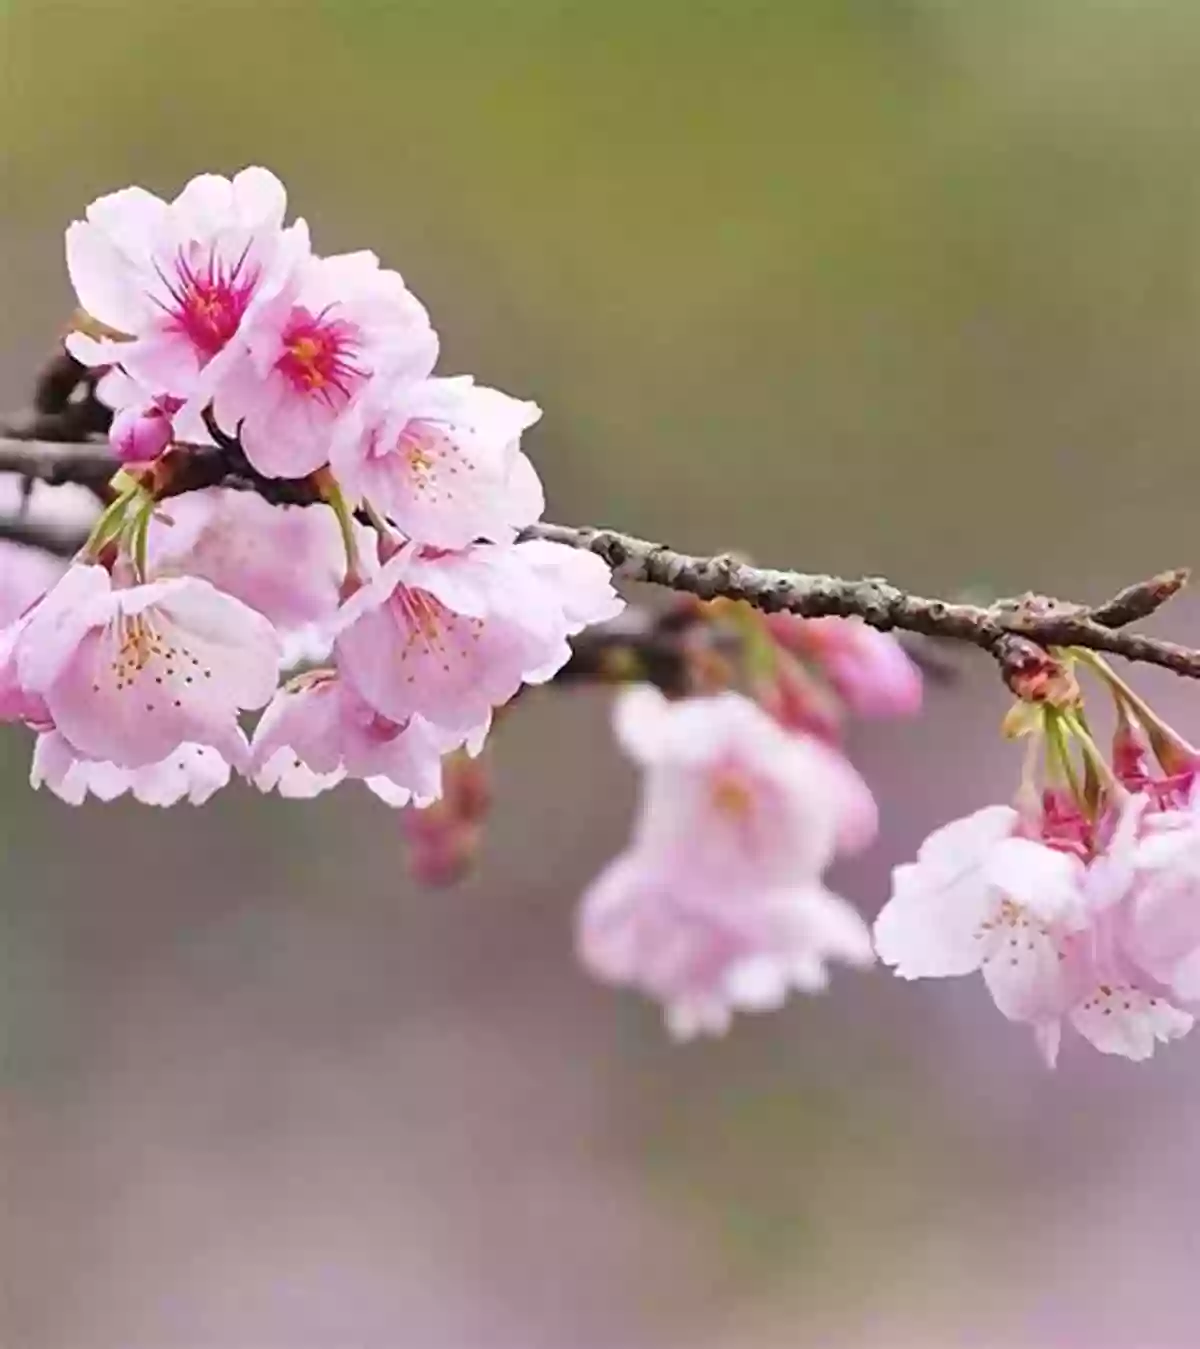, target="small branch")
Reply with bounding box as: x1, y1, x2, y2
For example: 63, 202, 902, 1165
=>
1087, 569, 1190, 629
